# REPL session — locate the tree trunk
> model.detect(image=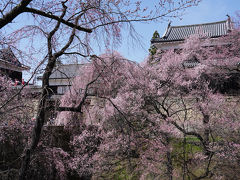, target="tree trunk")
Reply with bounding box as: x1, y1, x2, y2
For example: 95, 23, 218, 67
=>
165, 135, 173, 180
19, 56, 57, 180
166, 150, 173, 180
203, 114, 210, 155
